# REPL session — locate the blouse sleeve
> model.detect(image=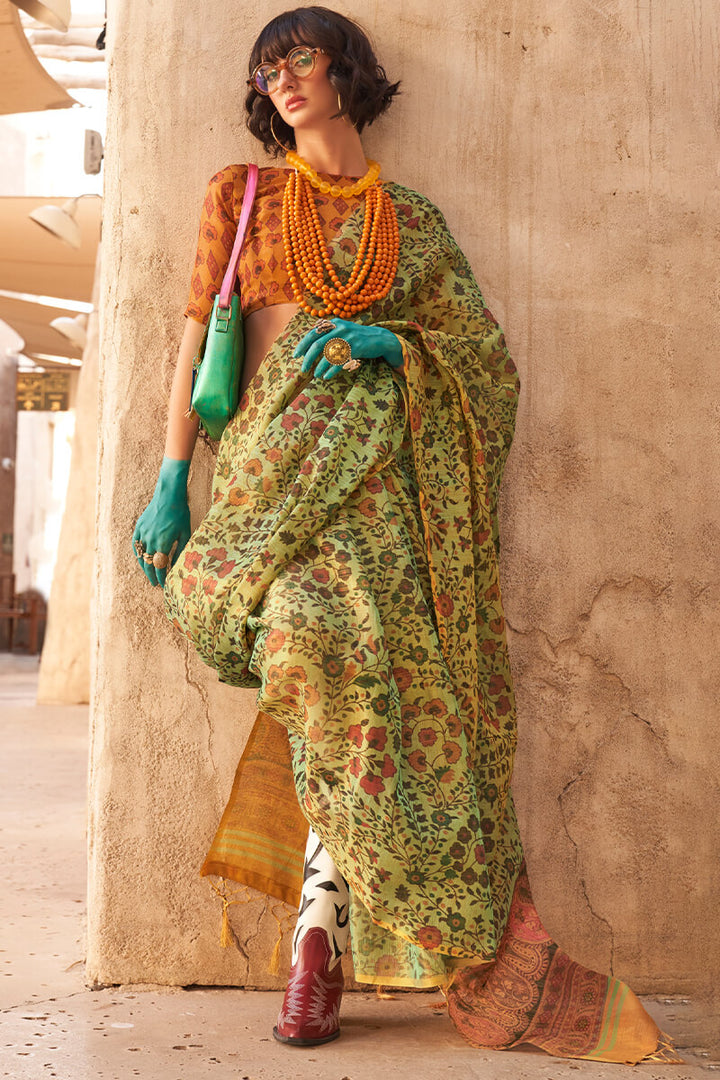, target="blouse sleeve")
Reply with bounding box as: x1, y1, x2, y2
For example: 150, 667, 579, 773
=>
184, 164, 248, 325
